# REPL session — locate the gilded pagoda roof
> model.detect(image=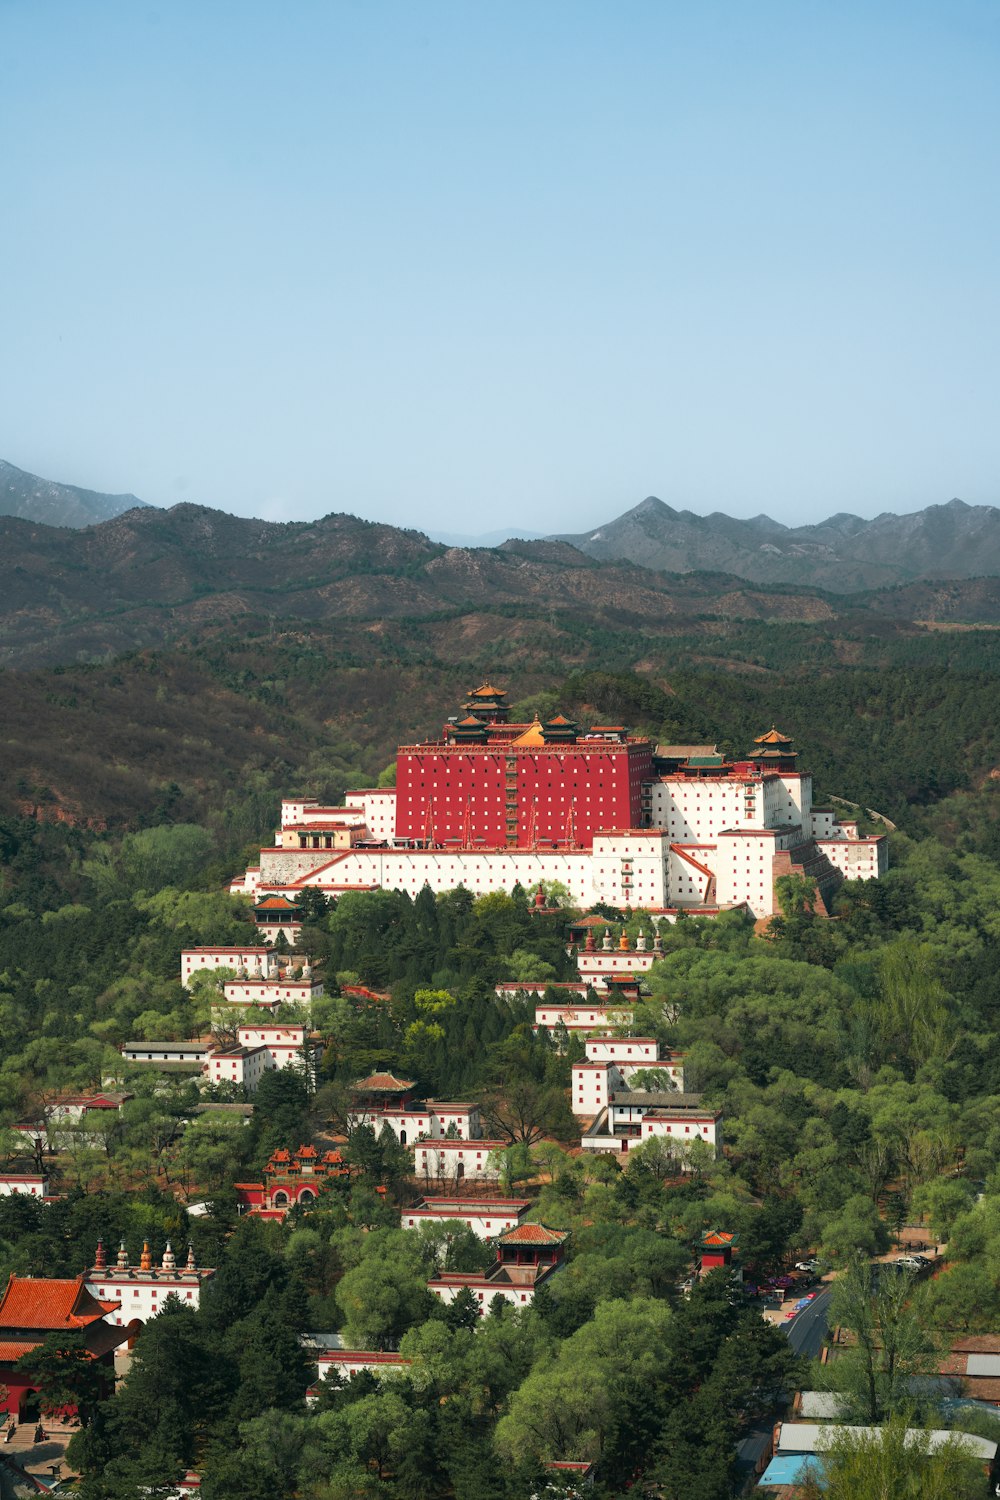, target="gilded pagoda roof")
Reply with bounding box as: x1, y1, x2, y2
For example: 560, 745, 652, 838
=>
469, 682, 506, 699
510, 719, 545, 747
754, 726, 793, 745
